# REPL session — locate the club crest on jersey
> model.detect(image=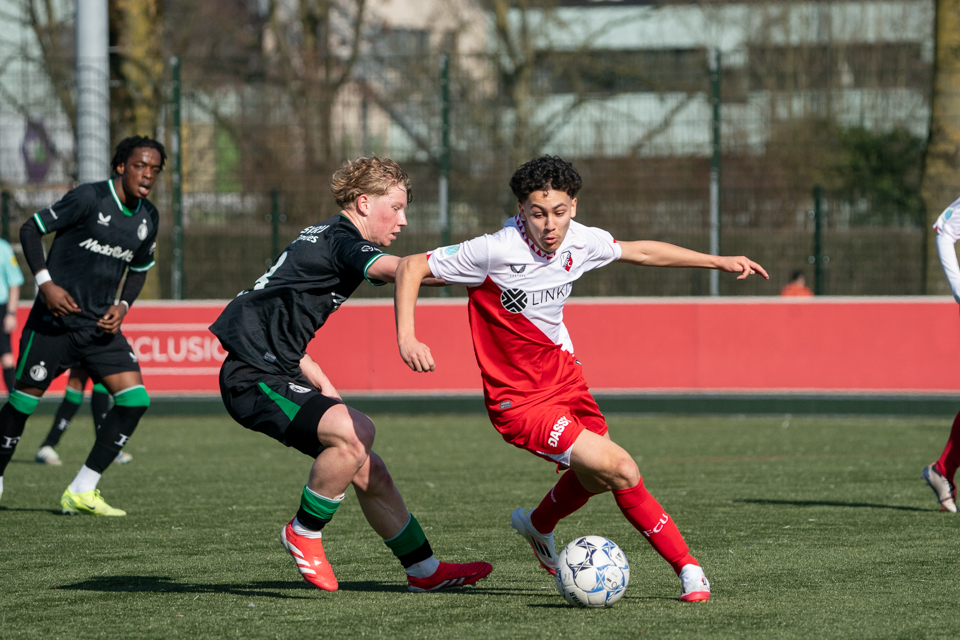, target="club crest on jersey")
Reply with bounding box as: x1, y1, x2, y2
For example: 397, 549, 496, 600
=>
138, 219, 149, 240
500, 288, 528, 313
560, 251, 573, 272
98, 212, 111, 226
30, 361, 47, 381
